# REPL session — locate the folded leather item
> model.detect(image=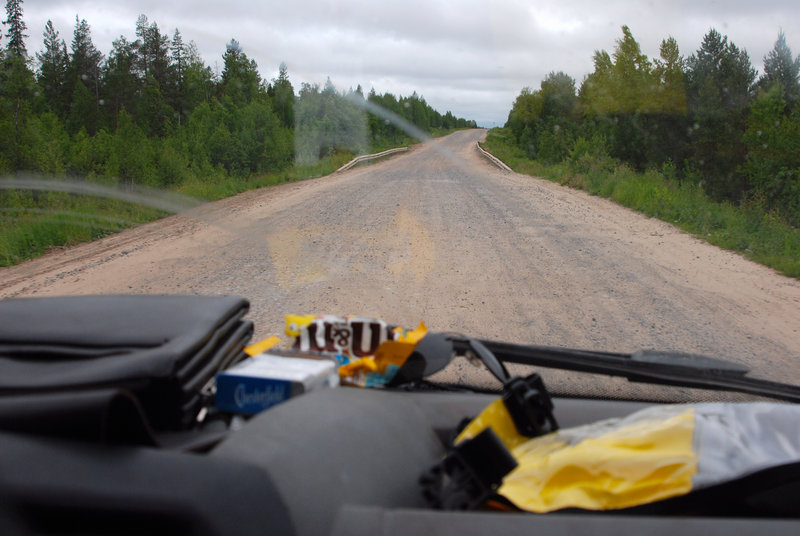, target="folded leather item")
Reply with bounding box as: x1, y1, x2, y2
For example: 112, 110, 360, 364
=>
0, 295, 253, 446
